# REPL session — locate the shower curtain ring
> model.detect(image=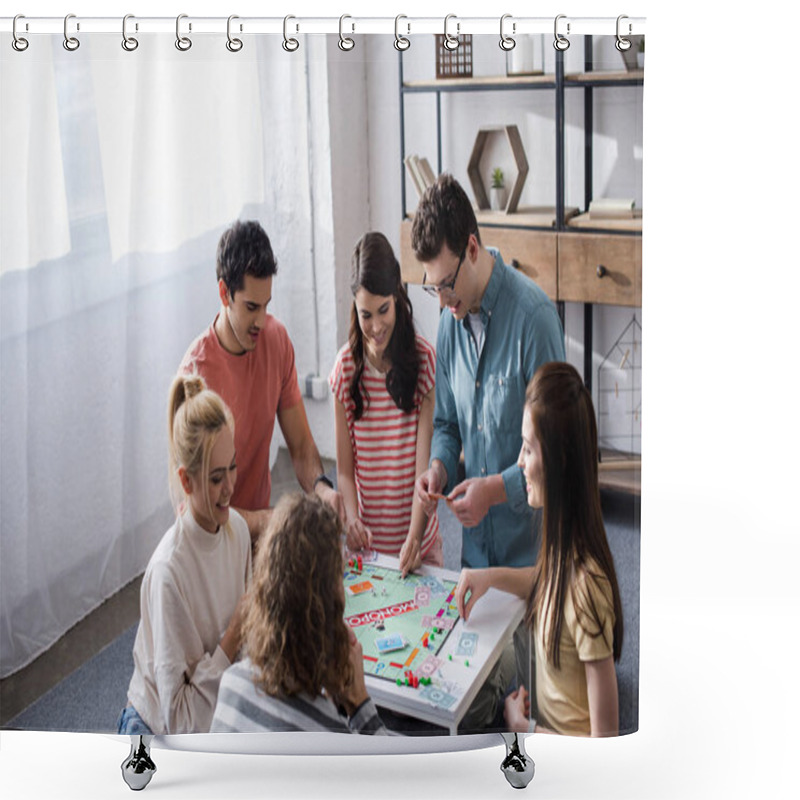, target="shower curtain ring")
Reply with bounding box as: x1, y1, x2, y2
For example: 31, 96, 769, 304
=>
338, 15, 355, 51
226, 15, 243, 52
283, 15, 299, 52
615, 15, 632, 51
176, 14, 192, 51
499, 14, 515, 52
443, 14, 459, 51
553, 14, 570, 51
12, 14, 29, 51
63, 14, 80, 51
394, 15, 410, 51
121, 14, 138, 51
